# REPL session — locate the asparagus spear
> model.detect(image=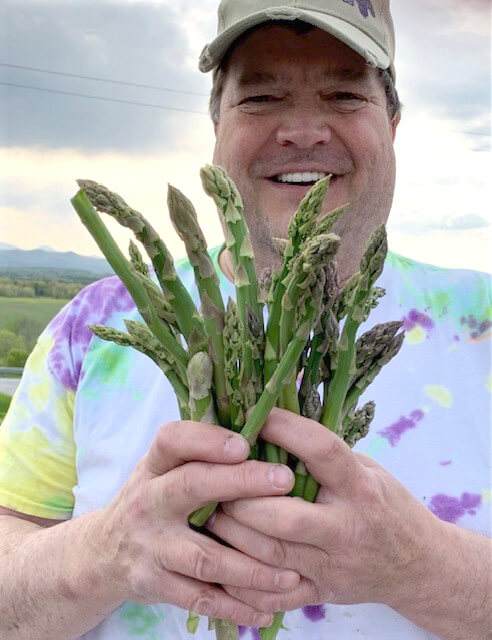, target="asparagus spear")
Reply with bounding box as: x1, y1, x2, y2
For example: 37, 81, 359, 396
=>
167, 184, 231, 427
200, 165, 262, 405
190, 255, 323, 526
263, 177, 334, 386
302, 225, 388, 503
223, 299, 245, 431
76, 179, 205, 345
71, 190, 189, 373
